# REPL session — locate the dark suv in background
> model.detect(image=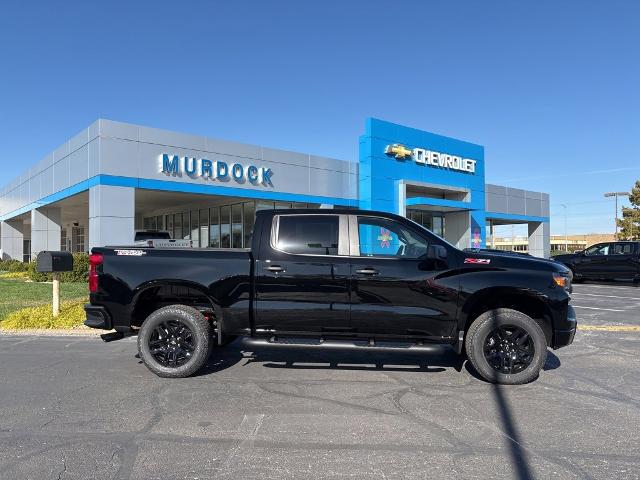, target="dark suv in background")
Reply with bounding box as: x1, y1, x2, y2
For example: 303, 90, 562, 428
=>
553, 241, 640, 283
